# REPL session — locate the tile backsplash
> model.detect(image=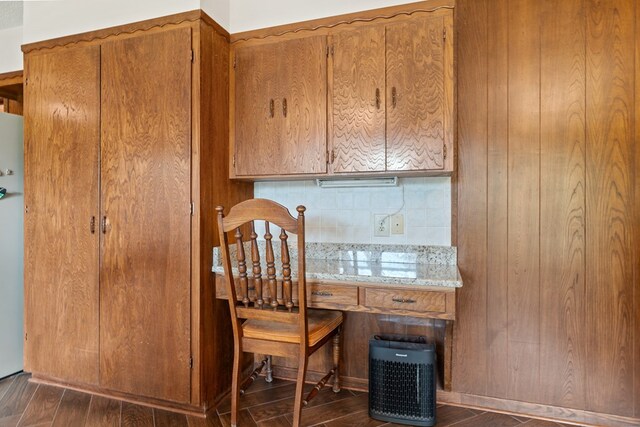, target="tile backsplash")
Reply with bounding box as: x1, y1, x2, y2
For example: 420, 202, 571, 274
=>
253, 177, 451, 246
